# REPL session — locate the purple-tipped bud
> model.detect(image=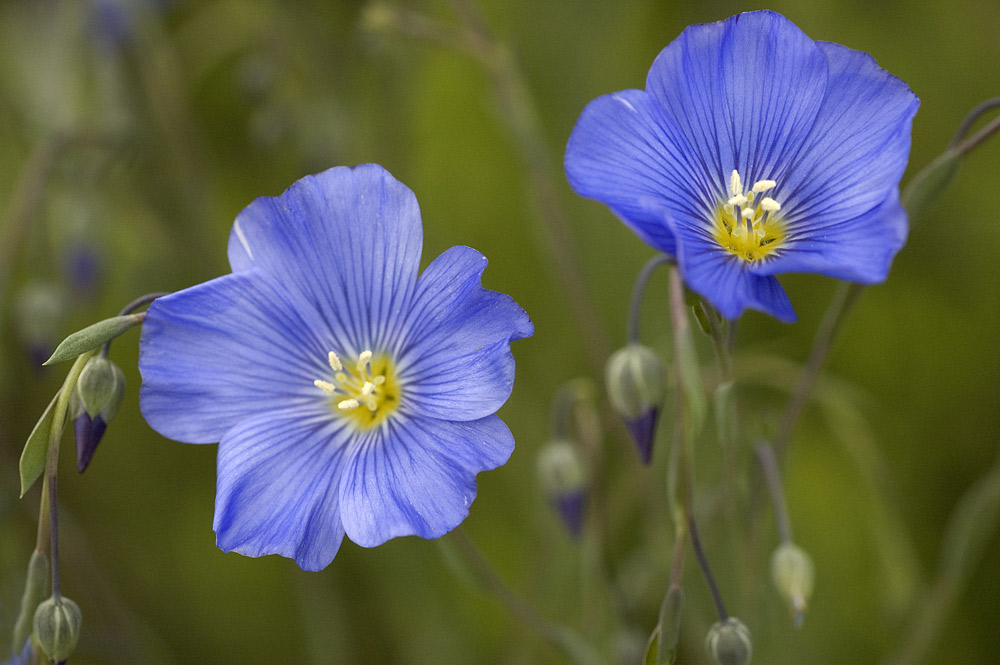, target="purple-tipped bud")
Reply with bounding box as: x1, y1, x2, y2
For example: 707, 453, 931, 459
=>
74, 412, 109, 473
537, 439, 588, 538
72, 356, 125, 472
605, 344, 666, 464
